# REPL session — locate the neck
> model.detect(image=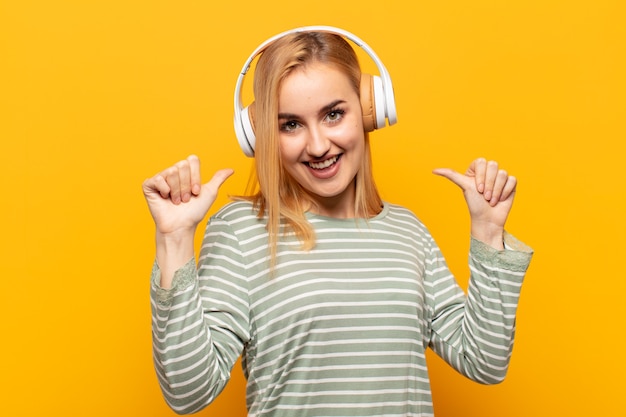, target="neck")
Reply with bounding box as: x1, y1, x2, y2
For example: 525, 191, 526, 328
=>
306, 190, 356, 219
309, 202, 356, 219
